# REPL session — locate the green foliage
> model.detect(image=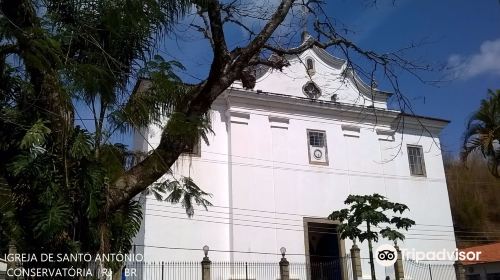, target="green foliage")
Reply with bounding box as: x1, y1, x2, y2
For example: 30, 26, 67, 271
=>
20, 120, 51, 149
168, 111, 213, 147
32, 199, 72, 239
329, 194, 415, 280
70, 129, 93, 159
147, 176, 213, 217
445, 154, 500, 248
329, 193, 415, 243
110, 200, 143, 254
462, 89, 500, 178
0, 179, 14, 255
22, 35, 63, 72
0, 0, 214, 269
110, 54, 188, 132
98, 144, 132, 181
